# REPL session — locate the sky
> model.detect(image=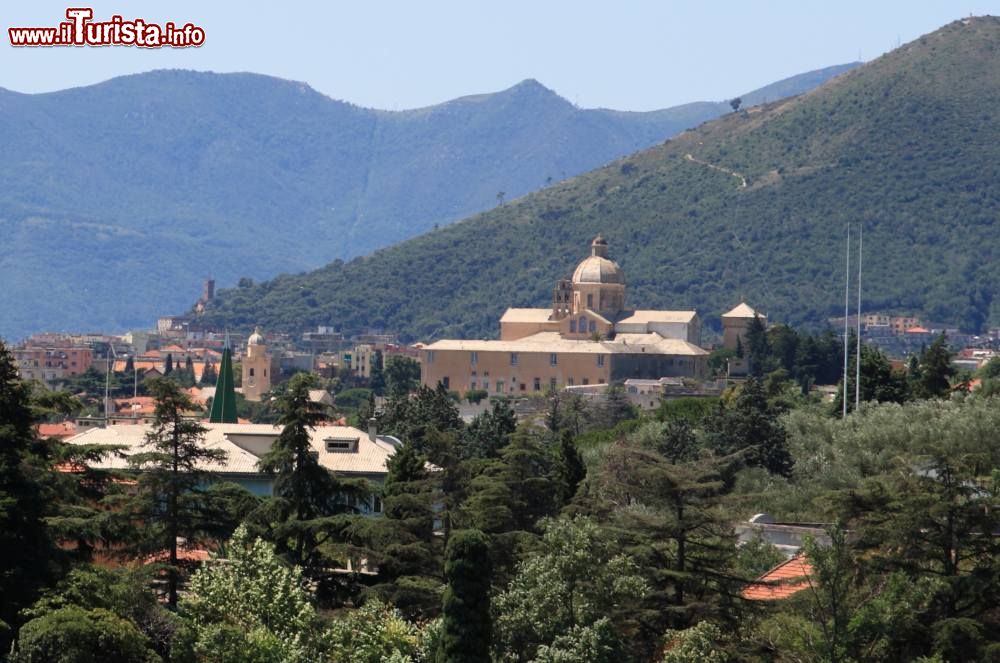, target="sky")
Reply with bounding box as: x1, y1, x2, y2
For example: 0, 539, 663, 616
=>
2, 1, 998, 111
